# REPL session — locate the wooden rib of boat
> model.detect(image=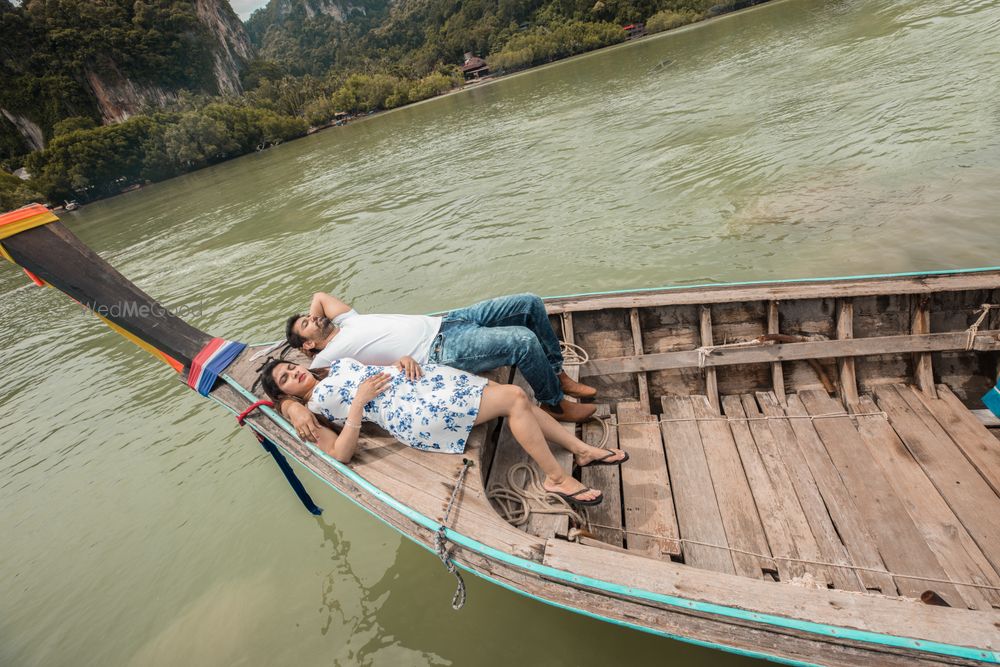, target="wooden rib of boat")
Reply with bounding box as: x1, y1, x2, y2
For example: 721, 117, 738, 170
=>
2, 206, 999, 666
